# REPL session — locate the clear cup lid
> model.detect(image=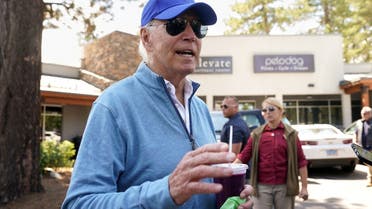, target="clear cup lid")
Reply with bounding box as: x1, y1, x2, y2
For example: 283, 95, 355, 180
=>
213, 163, 248, 175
